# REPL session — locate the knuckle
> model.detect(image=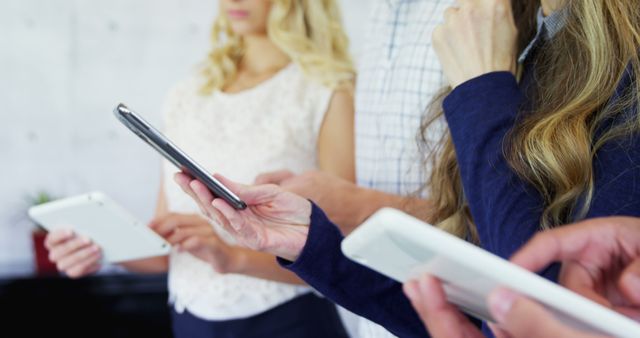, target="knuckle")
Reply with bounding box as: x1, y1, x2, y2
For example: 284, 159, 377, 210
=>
82, 247, 93, 259
68, 238, 81, 249
495, 3, 506, 16
211, 262, 225, 274
532, 231, 550, 245
265, 183, 280, 190
254, 236, 268, 251
432, 26, 445, 45
300, 172, 314, 180
443, 7, 456, 19
460, 5, 476, 19
44, 235, 53, 248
